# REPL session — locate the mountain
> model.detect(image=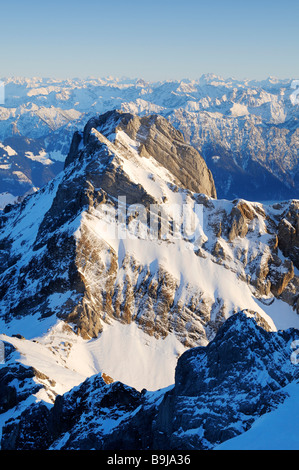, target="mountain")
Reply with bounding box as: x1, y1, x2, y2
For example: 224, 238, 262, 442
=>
0, 110, 298, 450
0, 75, 298, 203
0, 110, 216, 343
